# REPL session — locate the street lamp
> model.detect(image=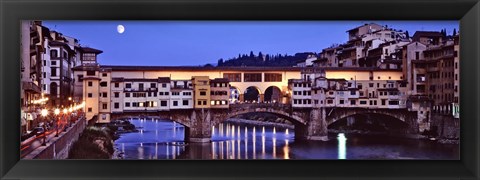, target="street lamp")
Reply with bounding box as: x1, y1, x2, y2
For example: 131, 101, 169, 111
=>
63, 108, 68, 132
40, 109, 48, 146
54, 108, 60, 137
